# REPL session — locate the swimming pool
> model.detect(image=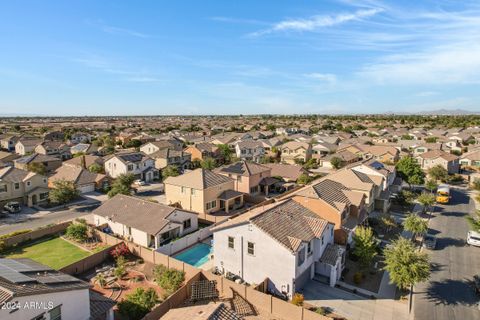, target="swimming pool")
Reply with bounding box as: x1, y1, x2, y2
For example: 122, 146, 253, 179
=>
174, 243, 212, 267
